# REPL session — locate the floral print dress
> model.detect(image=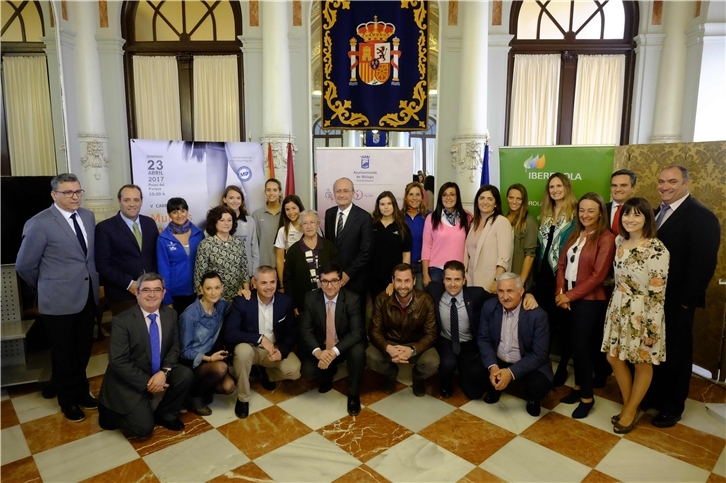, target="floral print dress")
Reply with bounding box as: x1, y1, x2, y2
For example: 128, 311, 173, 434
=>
602, 237, 669, 364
